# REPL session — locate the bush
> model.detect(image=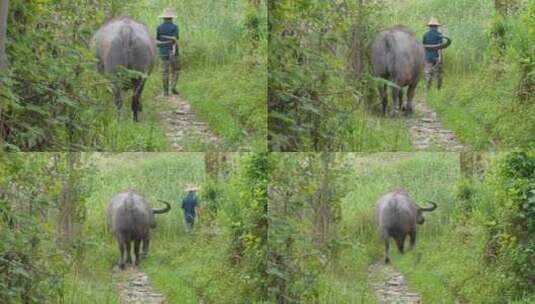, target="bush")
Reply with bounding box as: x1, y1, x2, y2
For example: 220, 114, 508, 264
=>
483, 152, 535, 296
